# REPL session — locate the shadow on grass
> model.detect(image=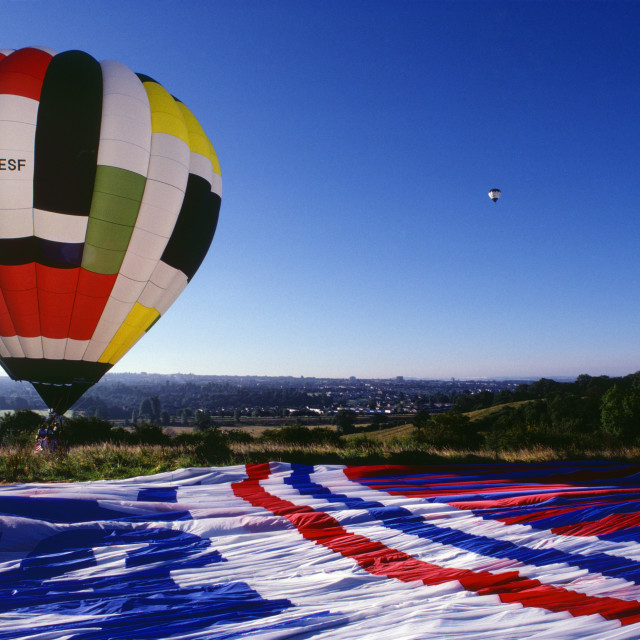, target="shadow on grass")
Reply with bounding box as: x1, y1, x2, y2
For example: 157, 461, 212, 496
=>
4, 442, 640, 484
